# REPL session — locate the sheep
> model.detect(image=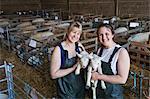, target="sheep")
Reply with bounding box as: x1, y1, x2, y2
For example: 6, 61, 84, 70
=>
0, 27, 4, 39
32, 18, 45, 24
0, 94, 8, 99
31, 31, 54, 41
128, 32, 150, 43
87, 53, 106, 99
21, 25, 37, 31
0, 27, 4, 33
110, 16, 120, 24
114, 27, 128, 34
27, 53, 43, 67
17, 22, 32, 28
44, 20, 58, 26
55, 23, 70, 29
0, 21, 9, 27
0, 18, 9, 22
75, 50, 90, 75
